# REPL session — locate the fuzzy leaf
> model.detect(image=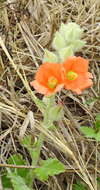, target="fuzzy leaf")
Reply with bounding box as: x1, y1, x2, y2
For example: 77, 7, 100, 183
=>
34, 158, 65, 181
52, 31, 66, 50
2, 175, 12, 188
7, 154, 26, 166
59, 46, 73, 62
59, 23, 67, 36
43, 95, 55, 107
94, 114, 100, 130
7, 154, 28, 178
95, 120, 100, 130
80, 127, 96, 138
48, 105, 64, 122
59, 22, 83, 42
43, 49, 58, 63
21, 134, 43, 166
21, 135, 33, 149
71, 40, 86, 51
8, 173, 31, 190
94, 132, 100, 141
96, 114, 100, 121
